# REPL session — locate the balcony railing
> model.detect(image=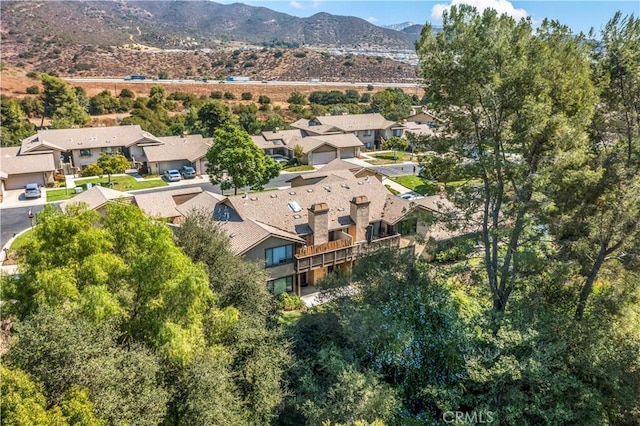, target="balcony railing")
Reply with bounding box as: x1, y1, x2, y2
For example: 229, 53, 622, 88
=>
295, 232, 402, 273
